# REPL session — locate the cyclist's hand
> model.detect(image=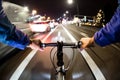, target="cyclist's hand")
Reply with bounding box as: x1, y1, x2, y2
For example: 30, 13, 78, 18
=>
80, 37, 94, 49
27, 39, 44, 51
